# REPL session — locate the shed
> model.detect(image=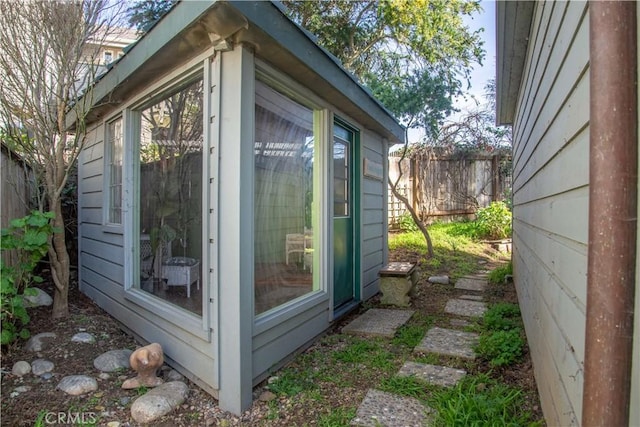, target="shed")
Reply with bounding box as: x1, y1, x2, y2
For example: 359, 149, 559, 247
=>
77, 1, 403, 414
497, 2, 638, 425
